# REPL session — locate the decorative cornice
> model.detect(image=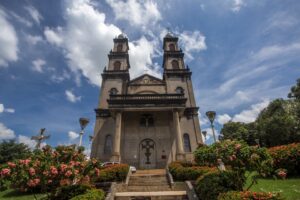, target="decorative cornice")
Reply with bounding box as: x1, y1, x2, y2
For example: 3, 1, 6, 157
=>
101, 70, 130, 80
95, 109, 111, 118
184, 107, 199, 118
163, 68, 192, 78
